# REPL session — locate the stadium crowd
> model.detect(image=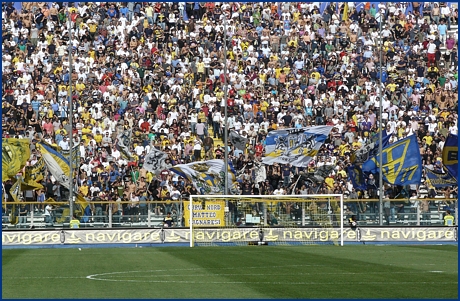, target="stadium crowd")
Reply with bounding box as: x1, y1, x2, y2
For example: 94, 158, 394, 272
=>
1, 2, 458, 224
